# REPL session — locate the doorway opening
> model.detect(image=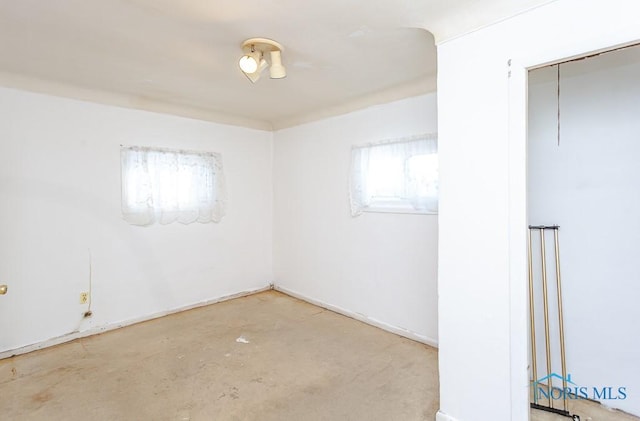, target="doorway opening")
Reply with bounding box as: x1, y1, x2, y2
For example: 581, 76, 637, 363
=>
526, 44, 640, 420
